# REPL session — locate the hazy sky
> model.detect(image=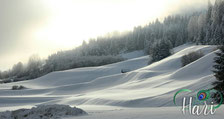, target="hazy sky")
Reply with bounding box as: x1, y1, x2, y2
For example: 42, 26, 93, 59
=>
0, 0, 212, 71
